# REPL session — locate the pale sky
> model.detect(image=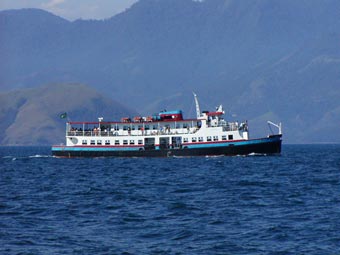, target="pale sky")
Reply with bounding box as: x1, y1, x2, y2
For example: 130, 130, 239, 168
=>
0, 0, 139, 21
